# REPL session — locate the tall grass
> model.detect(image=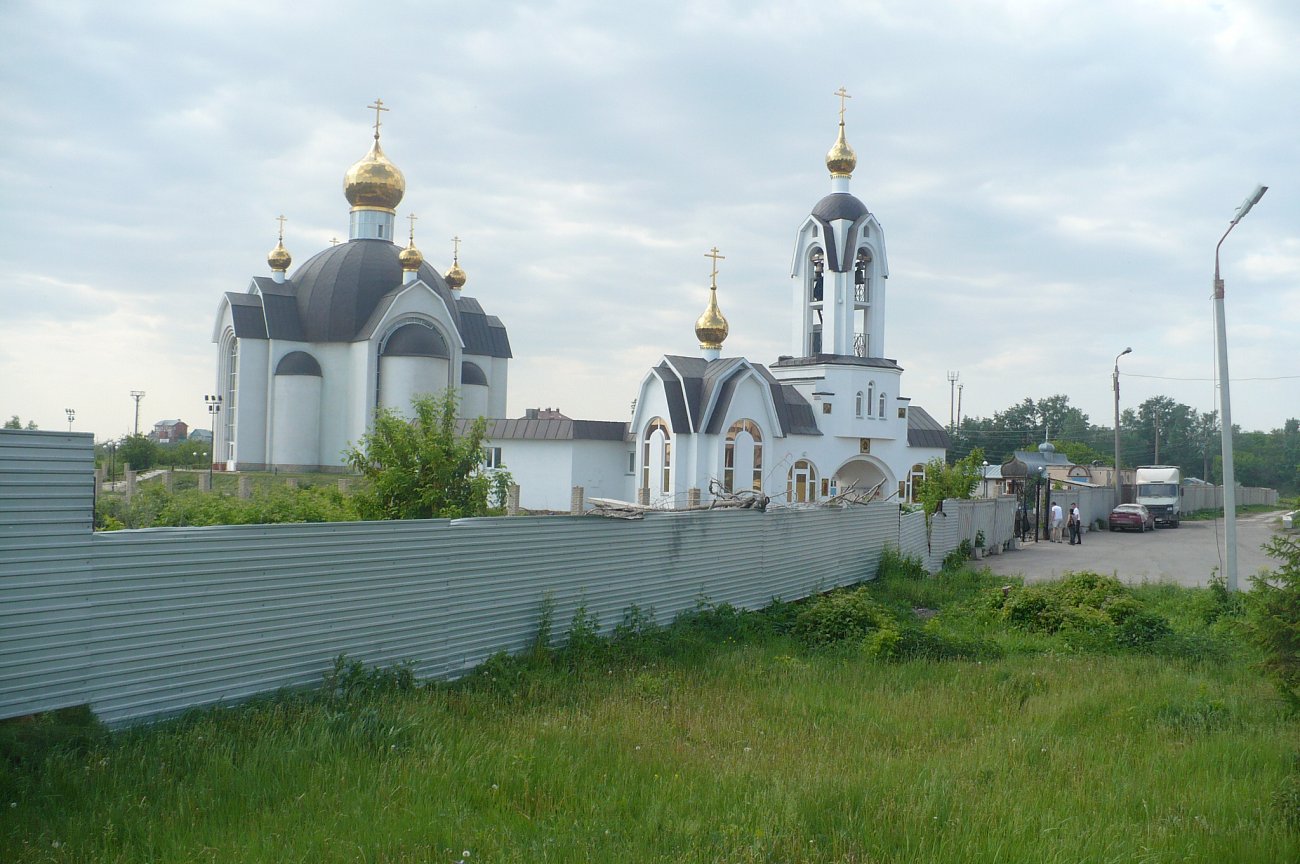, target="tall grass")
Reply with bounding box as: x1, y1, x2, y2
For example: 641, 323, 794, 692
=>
4, 572, 1296, 863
